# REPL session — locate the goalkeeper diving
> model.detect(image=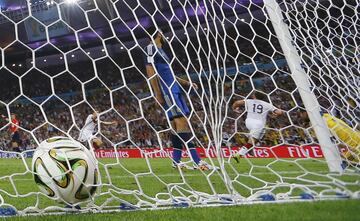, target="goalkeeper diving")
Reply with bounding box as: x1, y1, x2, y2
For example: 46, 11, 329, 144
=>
323, 113, 360, 167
